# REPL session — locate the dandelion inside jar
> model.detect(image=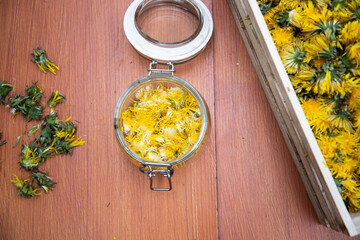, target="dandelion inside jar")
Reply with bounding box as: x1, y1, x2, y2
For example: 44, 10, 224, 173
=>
121, 85, 202, 162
